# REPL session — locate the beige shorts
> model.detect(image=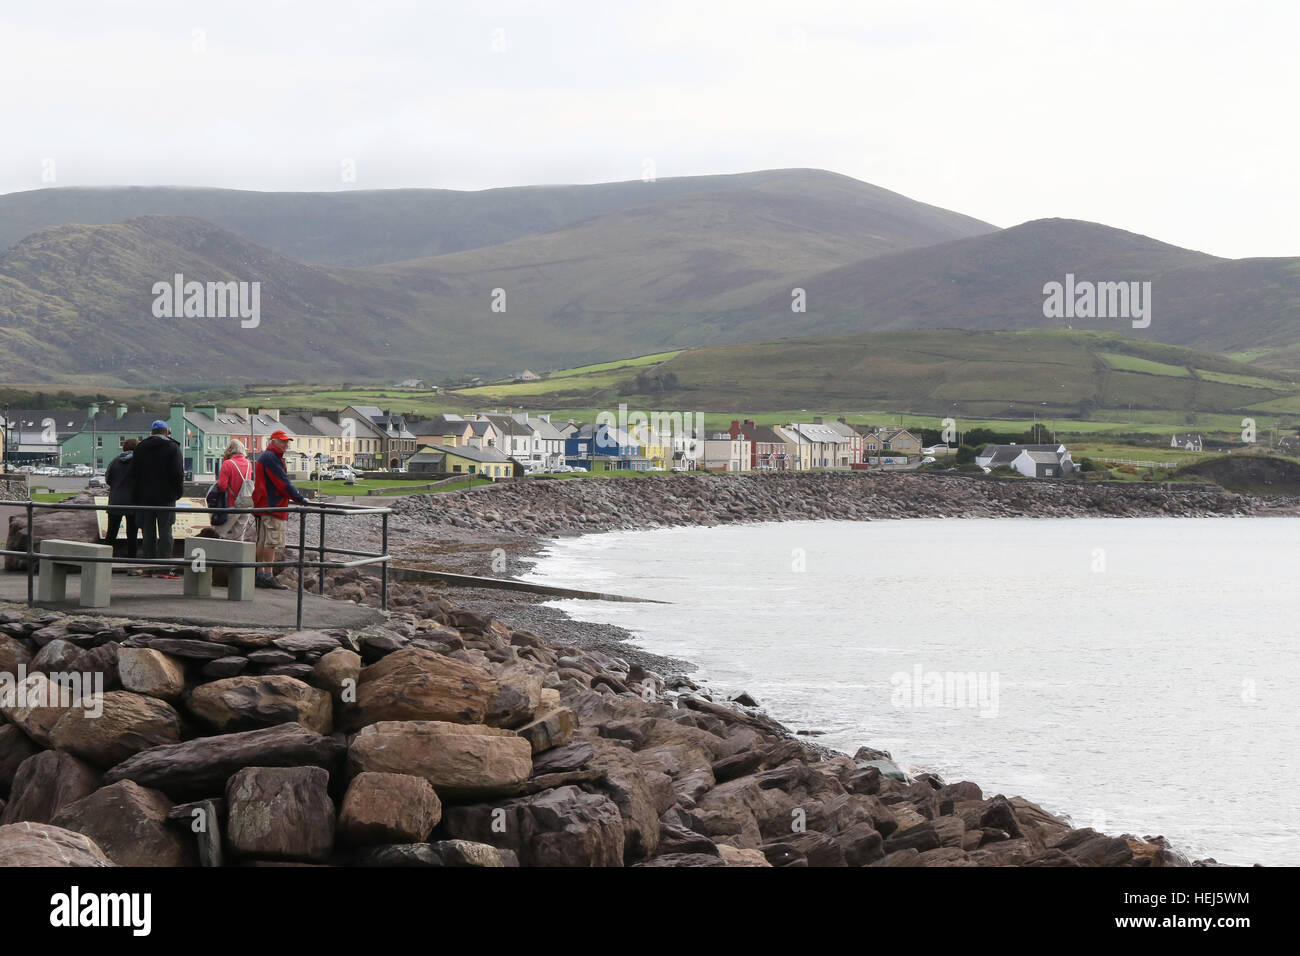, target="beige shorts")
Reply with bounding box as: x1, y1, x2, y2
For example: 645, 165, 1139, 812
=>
256, 515, 286, 548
